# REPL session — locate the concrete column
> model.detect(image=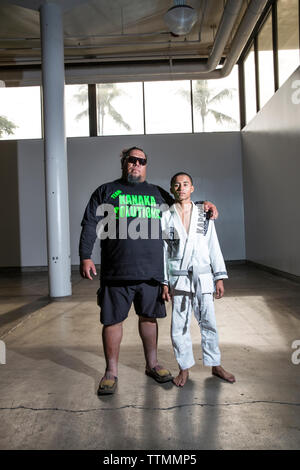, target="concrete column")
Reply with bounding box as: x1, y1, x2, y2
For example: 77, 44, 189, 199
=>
40, 2, 72, 297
